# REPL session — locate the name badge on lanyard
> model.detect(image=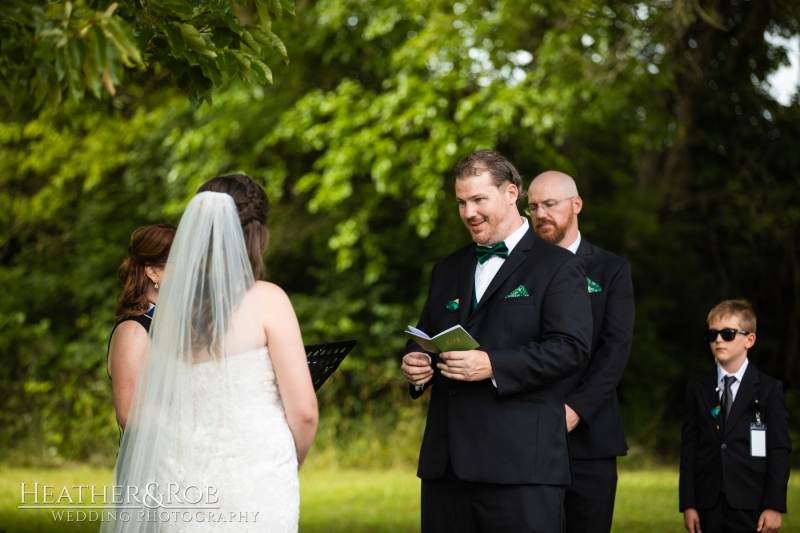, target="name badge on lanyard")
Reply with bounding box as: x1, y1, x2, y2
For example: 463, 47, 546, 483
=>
751, 411, 766, 458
